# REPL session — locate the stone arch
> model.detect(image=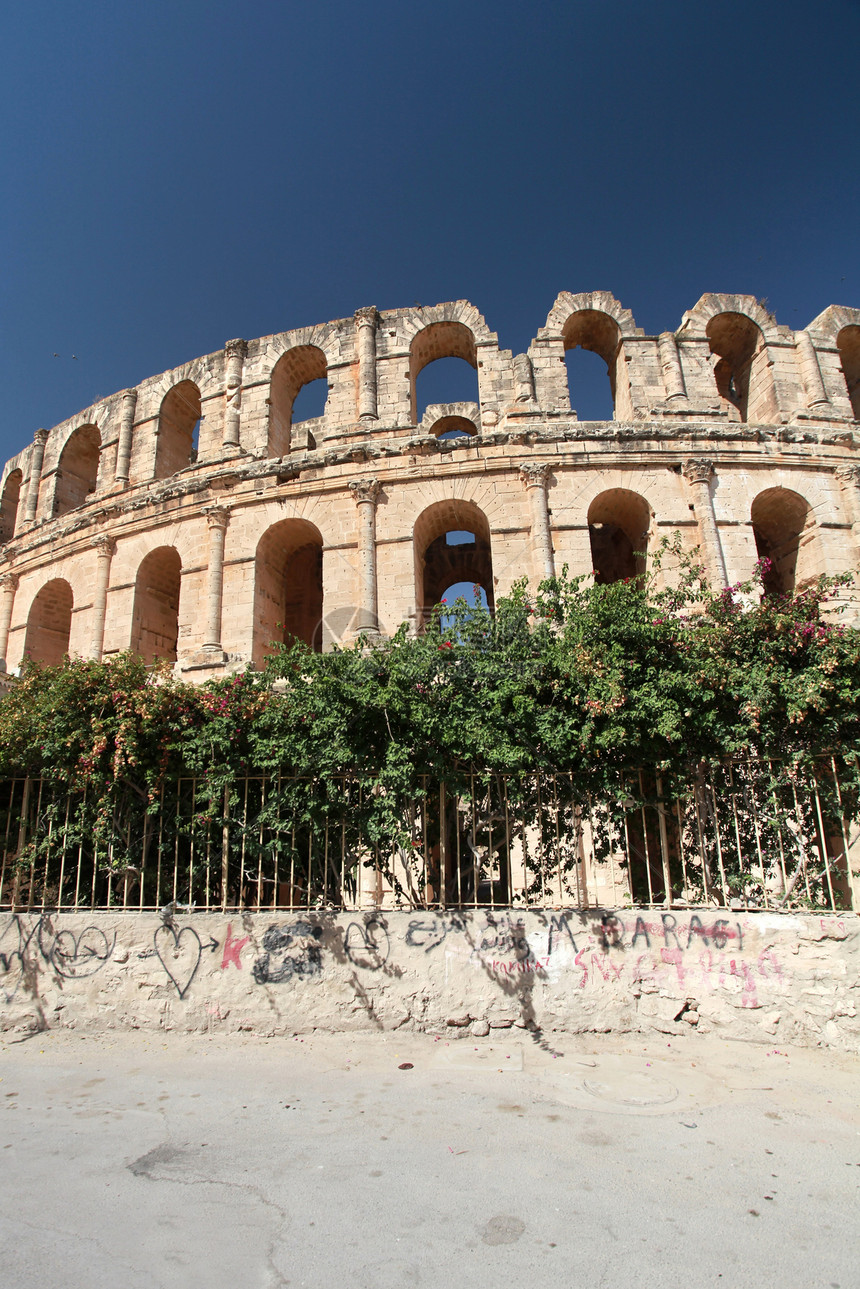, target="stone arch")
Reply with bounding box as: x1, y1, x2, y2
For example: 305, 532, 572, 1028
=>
23, 579, 73, 666
588, 489, 652, 584
540, 292, 640, 420
409, 322, 479, 424
131, 546, 182, 664
705, 313, 764, 423
680, 293, 778, 340
253, 518, 324, 664
836, 326, 860, 419
420, 404, 480, 438
414, 499, 494, 626
268, 345, 328, 456
54, 424, 101, 516
750, 487, 814, 596
155, 381, 201, 480
0, 469, 22, 541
